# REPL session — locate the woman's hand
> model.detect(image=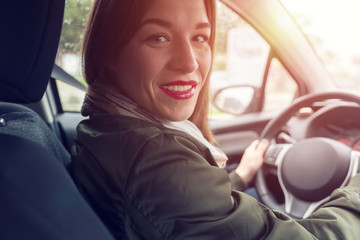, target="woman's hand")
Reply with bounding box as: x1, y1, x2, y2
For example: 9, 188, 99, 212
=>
235, 139, 269, 184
